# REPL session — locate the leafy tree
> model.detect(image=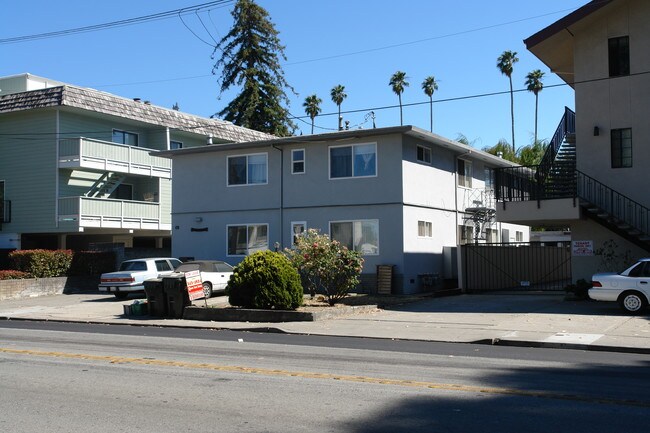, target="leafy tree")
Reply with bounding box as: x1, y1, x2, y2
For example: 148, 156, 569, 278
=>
422, 76, 439, 132
525, 69, 545, 143
482, 139, 518, 163
303, 94, 322, 134
212, 0, 295, 136
497, 50, 519, 152
285, 229, 364, 305
389, 71, 409, 126
330, 84, 347, 131
518, 140, 547, 166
